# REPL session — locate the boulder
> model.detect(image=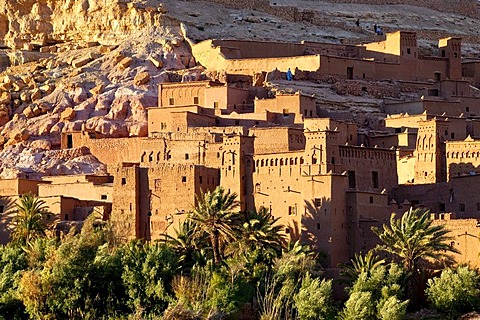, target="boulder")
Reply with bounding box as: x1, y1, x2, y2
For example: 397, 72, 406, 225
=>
90, 83, 105, 95
0, 104, 10, 126
30, 88, 42, 101
23, 106, 35, 118
39, 84, 55, 94
61, 107, 75, 121
0, 92, 11, 105
148, 55, 164, 68
118, 57, 133, 69
20, 91, 31, 103
133, 71, 150, 86
72, 56, 92, 68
